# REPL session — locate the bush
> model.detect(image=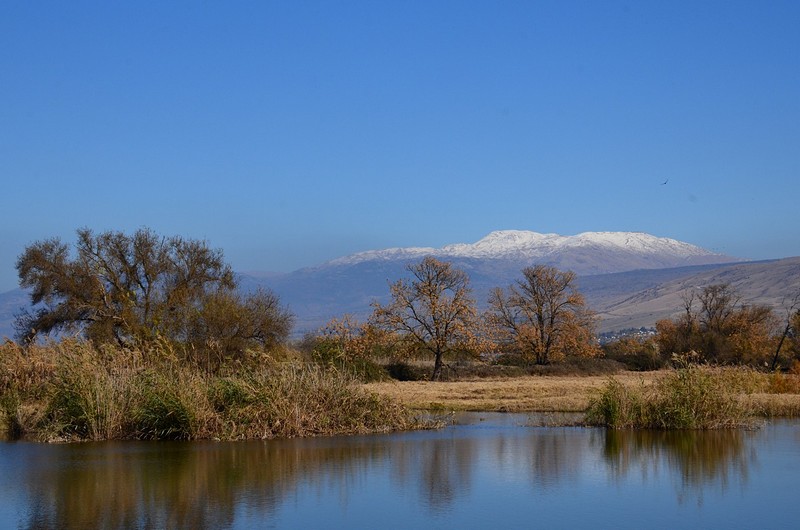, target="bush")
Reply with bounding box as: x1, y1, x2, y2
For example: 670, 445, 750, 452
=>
130, 369, 211, 440
586, 365, 753, 429
602, 337, 667, 371
383, 362, 427, 381
43, 342, 131, 441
